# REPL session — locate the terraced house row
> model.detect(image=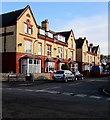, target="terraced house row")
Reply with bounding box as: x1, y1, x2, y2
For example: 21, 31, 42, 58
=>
0, 5, 100, 76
